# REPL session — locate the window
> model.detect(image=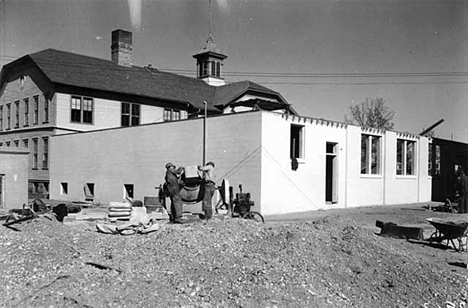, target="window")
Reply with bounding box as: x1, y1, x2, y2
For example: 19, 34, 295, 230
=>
61, 182, 68, 195
435, 145, 441, 175
23, 139, 28, 148
32, 138, 38, 169
290, 124, 304, 159
14, 140, 19, 147
6, 103, 11, 129
199, 62, 209, 77
163, 109, 181, 122
396, 139, 416, 175
361, 134, 381, 175
121, 102, 140, 127
33, 95, 39, 124
71, 96, 93, 124
124, 184, 134, 199
42, 137, 49, 169
0, 142, 2, 147
0, 106, 3, 131
14, 101, 19, 128
43, 95, 49, 123
6, 141, 10, 147
429, 144, 441, 176
83, 97, 93, 123
24, 98, 29, 126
